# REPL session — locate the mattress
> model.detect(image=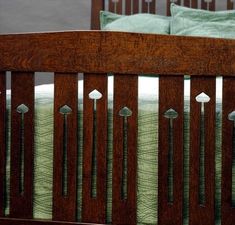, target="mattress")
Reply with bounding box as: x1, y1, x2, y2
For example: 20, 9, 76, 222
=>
4, 76, 225, 225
